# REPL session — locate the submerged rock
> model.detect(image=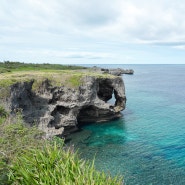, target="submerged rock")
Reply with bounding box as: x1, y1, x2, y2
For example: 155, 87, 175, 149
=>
6, 74, 126, 138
